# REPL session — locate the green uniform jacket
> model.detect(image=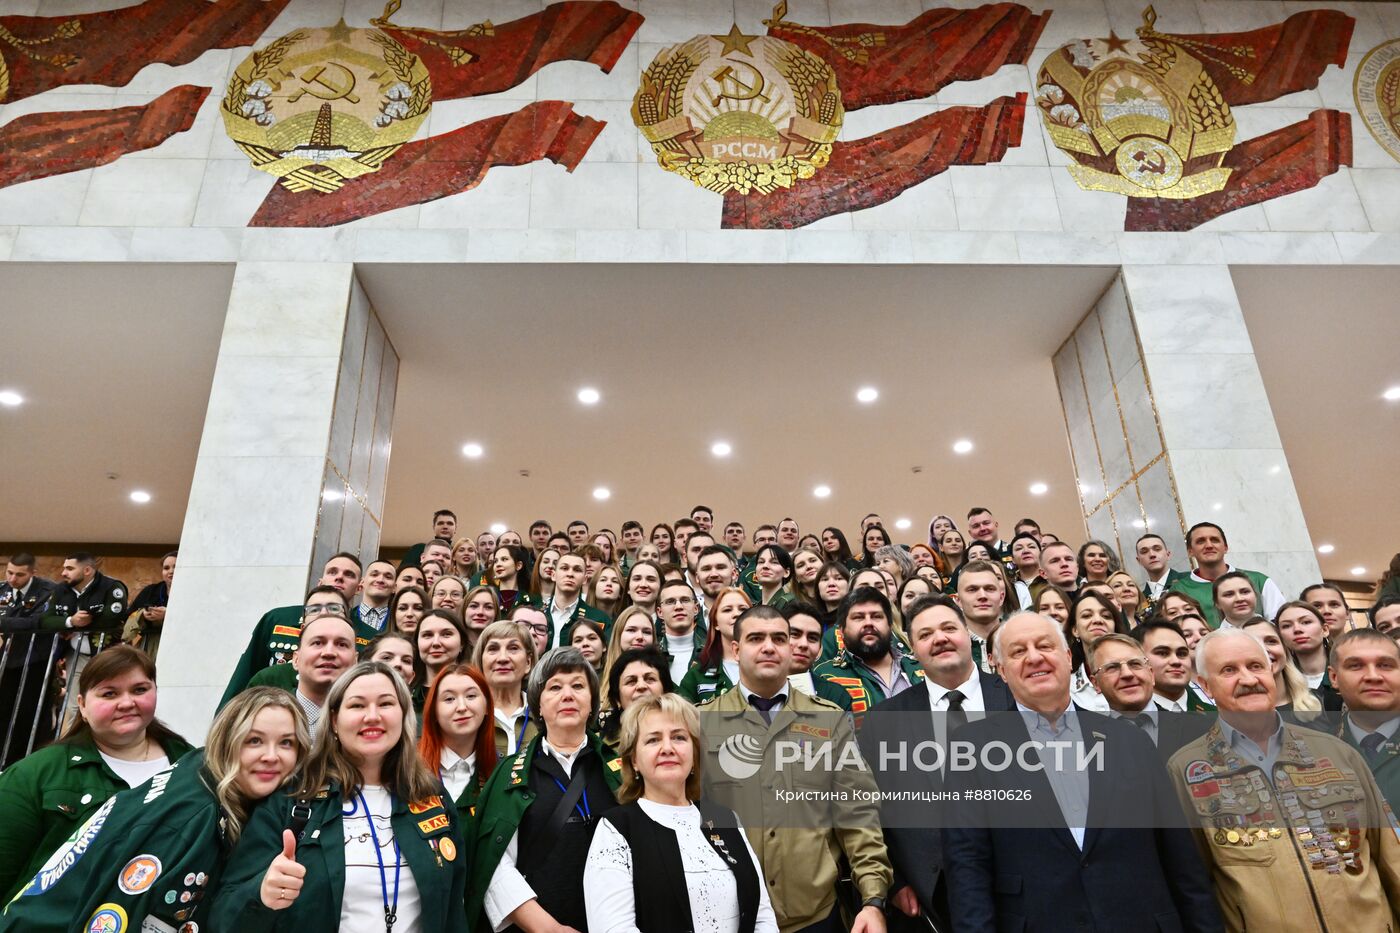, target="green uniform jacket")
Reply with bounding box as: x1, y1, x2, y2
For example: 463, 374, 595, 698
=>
816, 624, 913, 665
699, 685, 891, 933
543, 598, 611, 650
676, 660, 736, 704
465, 733, 622, 929
212, 783, 468, 933
0, 734, 194, 903
220, 605, 381, 707
810, 650, 926, 725
247, 662, 299, 693
0, 750, 230, 932
1339, 714, 1400, 813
